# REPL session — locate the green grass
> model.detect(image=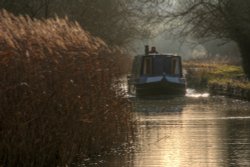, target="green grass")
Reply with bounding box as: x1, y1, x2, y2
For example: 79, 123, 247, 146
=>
209, 65, 243, 79
184, 62, 250, 90
207, 65, 250, 89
